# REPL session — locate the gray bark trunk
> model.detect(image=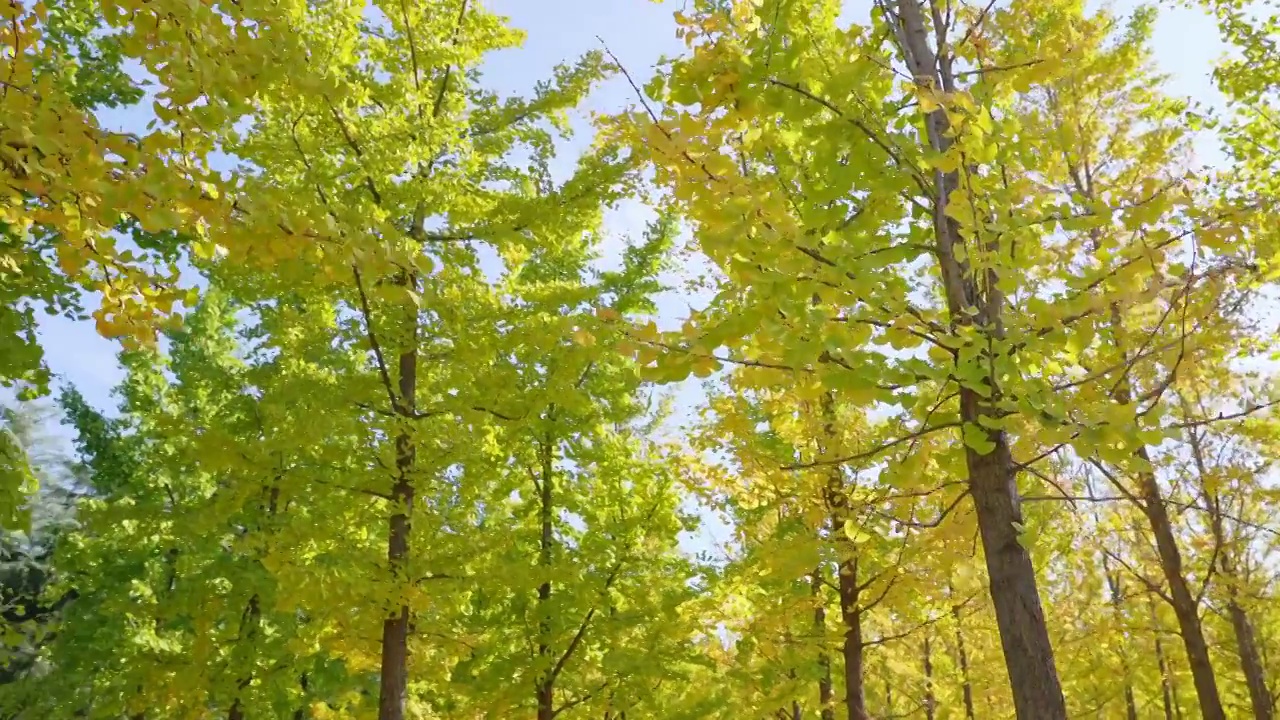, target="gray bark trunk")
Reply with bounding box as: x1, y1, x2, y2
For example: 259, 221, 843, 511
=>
378, 325, 418, 720
888, 4, 1065, 716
